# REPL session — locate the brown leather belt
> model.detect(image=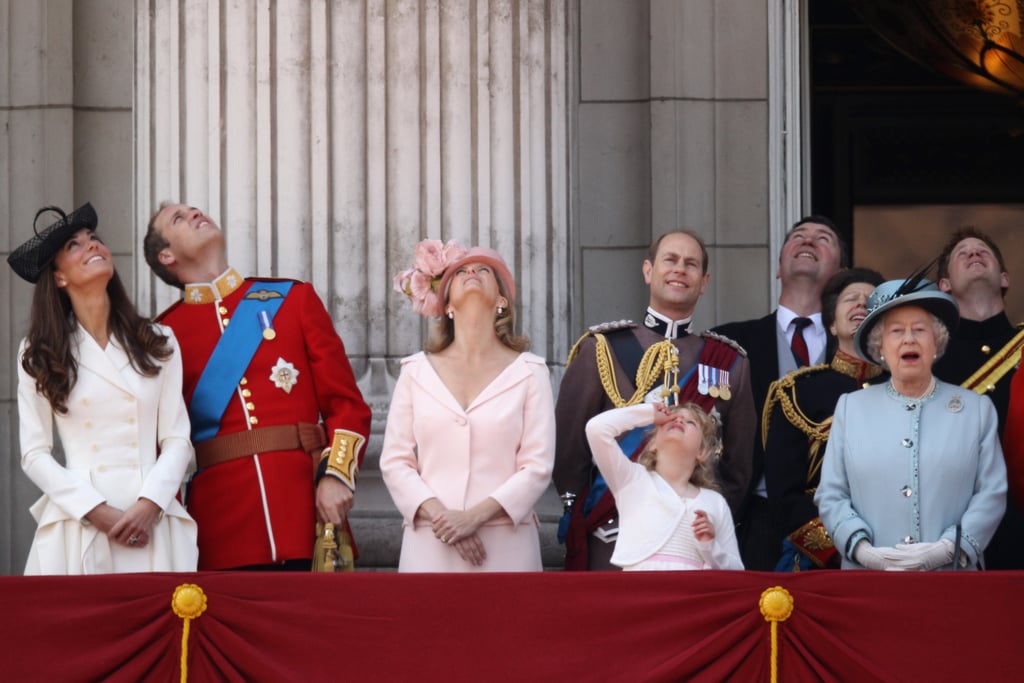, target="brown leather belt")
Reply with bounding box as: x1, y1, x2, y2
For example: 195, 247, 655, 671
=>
195, 422, 327, 469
